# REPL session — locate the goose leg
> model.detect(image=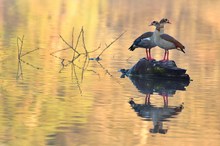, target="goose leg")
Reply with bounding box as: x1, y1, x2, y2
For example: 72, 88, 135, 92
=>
145, 94, 151, 105
148, 49, 154, 60
161, 50, 167, 62
166, 50, 169, 61
146, 49, 149, 60
163, 95, 168, 107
